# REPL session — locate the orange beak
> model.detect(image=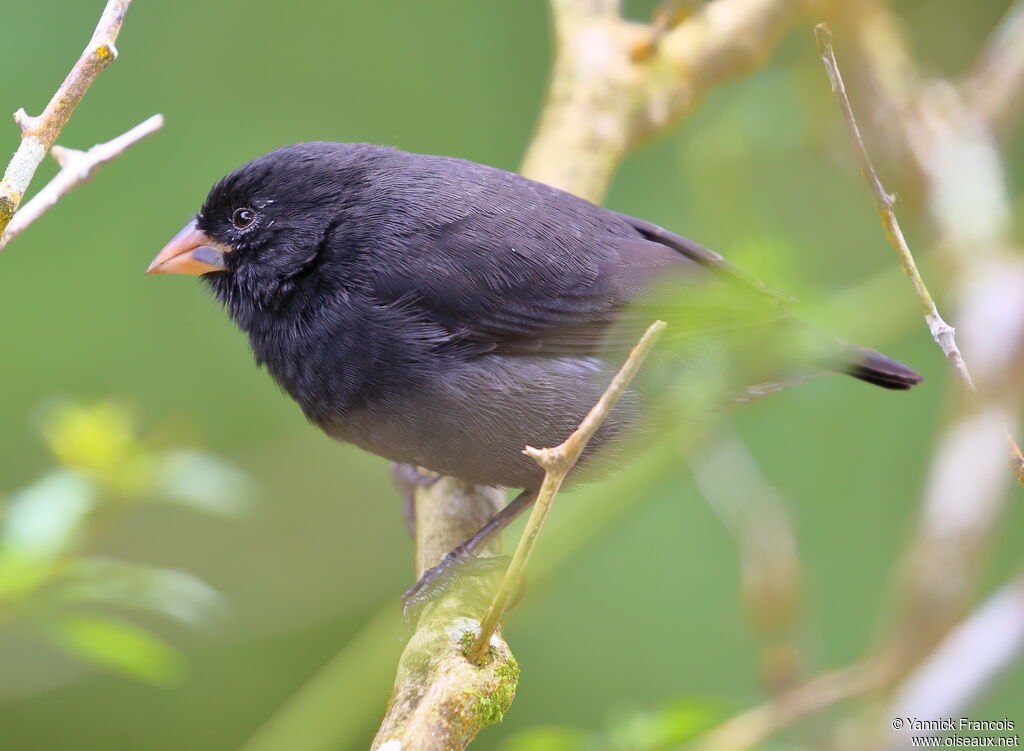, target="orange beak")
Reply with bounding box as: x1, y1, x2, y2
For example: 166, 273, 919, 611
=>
147, 220, 232, 275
